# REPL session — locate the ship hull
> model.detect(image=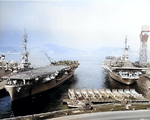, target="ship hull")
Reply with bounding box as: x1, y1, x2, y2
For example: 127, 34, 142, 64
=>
5, 69, 76, 101
109, 72, 137, 85
0, 69, 5, 79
